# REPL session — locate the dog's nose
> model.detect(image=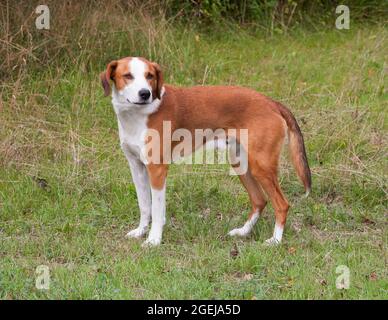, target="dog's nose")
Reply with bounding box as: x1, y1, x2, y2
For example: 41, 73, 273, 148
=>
138, 89, 151, 100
